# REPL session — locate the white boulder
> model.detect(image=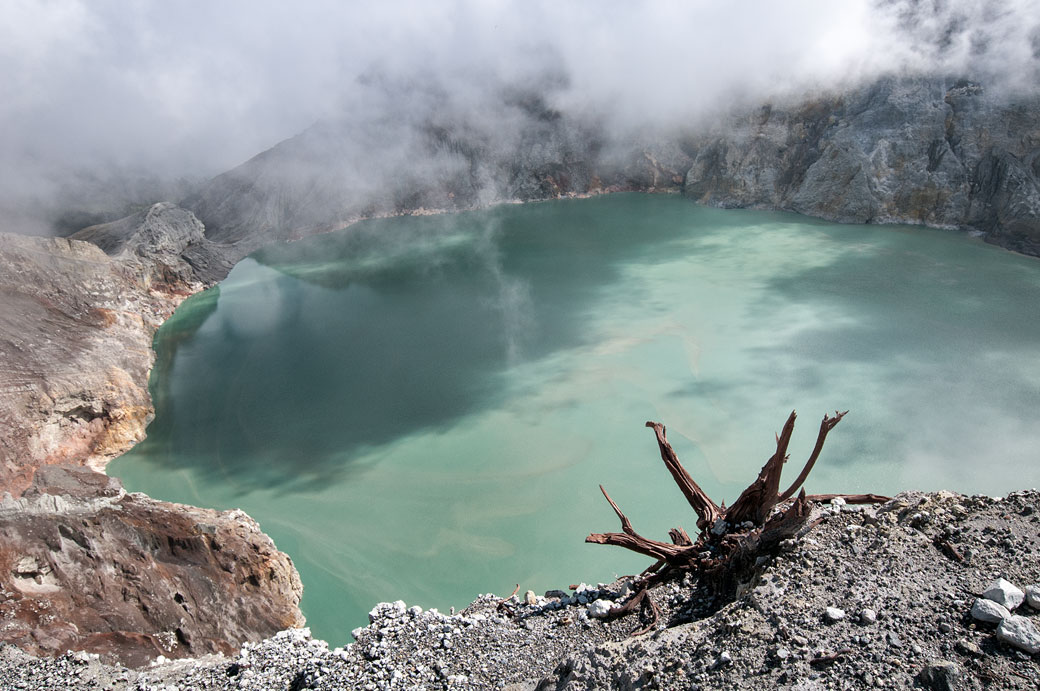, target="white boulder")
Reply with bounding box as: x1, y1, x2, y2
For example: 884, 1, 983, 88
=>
996, 615, 1040, 654
971, 597, 1010, 624
587, 599, 614, 618
1024, 584, 1040, 610
824, 607, 846, 623
983, 578, 1025, 610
